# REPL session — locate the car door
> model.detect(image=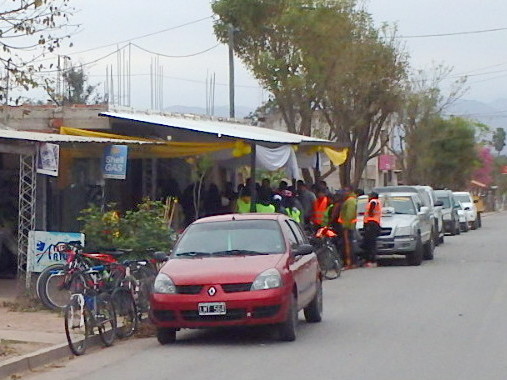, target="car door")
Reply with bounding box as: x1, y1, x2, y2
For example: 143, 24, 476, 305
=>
281, 220, 314, 308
